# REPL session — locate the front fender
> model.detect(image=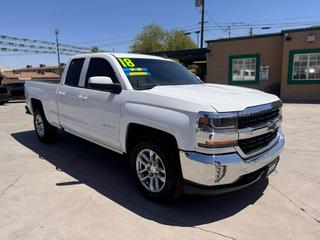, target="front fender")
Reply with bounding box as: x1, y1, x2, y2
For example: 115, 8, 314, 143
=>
120, 102, 197, 153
